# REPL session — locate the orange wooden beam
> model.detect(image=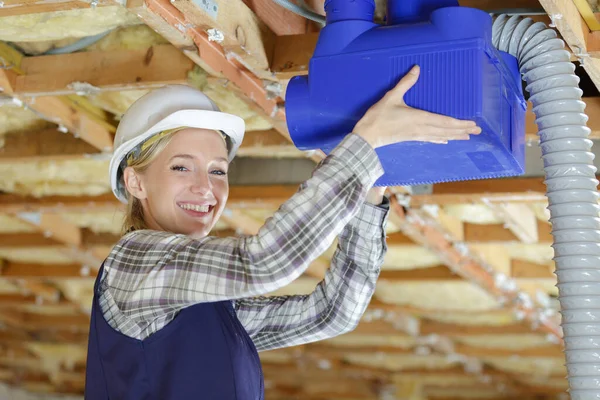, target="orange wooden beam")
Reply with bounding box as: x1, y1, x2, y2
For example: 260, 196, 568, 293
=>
387, 195, 563, 343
